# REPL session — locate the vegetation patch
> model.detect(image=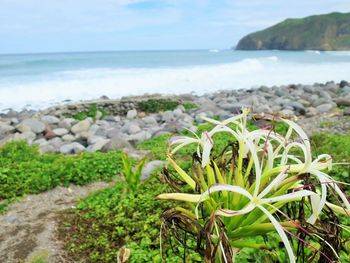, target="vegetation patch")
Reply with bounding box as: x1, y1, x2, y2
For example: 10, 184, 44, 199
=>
71, 104, 109, 120
57, 177, 201, 262
0, 141, 123, 212
137, 99, 180, 113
